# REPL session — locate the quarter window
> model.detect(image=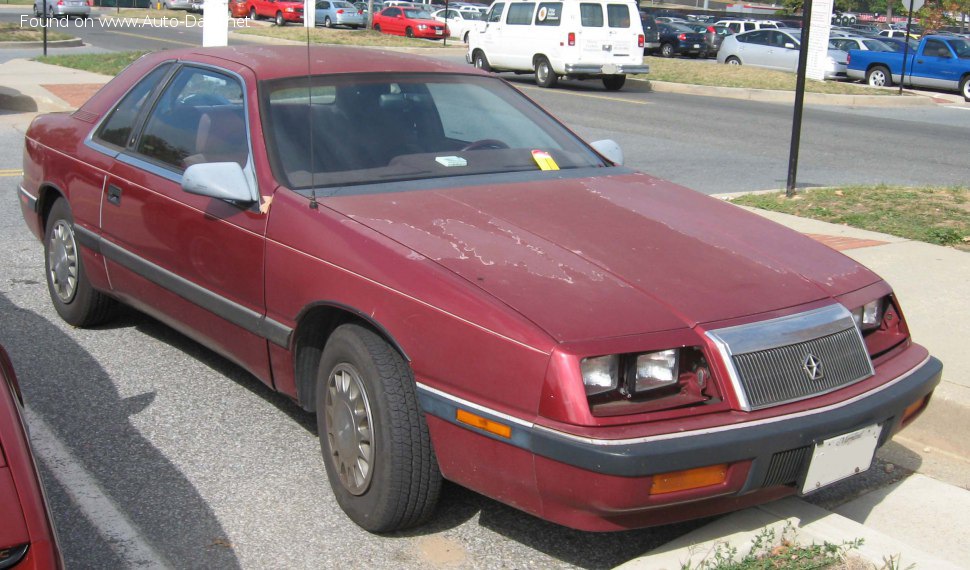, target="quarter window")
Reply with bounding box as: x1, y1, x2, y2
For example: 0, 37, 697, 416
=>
136, 66, 247, 171
506, 2, 534, 25
384, 7, 400, 16
606, 4, 629, 28
580, 3, 603, 27
96, 63, 172, 149
534, 1, 561, 26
